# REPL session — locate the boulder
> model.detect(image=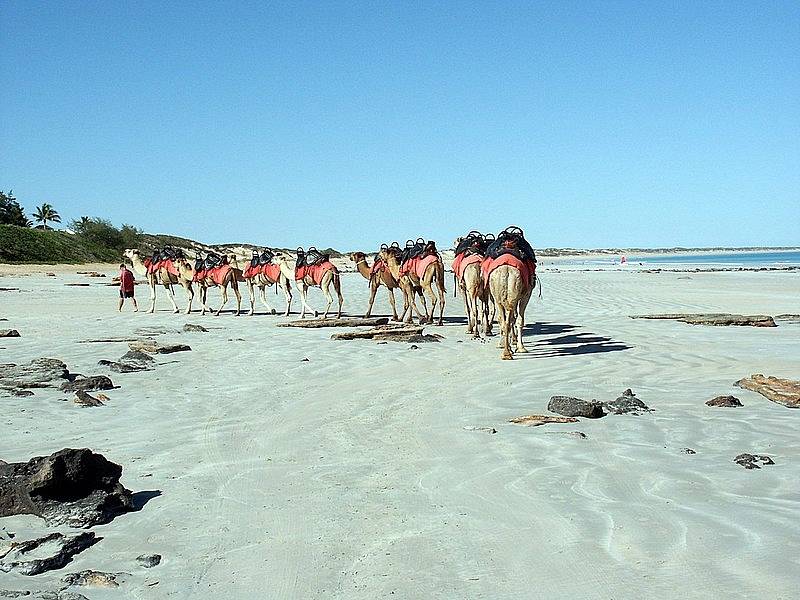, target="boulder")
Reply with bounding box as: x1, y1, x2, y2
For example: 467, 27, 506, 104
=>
119, 351, 155, 363
735, 374, 800, 408
734, 453, 775, 470
59, 376, 113, 393
136, 553, 161, 568
603, 389, 651, 414
0, 532, 97, 575
182, 323, 208, 332
548, 396, 605, 418
0, 330, 20, 338
61, 570, 128, 588
0, 448, 134, 528
73, 391, 104, 407
706, 395, 742, 407
0, 359, 71, 395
